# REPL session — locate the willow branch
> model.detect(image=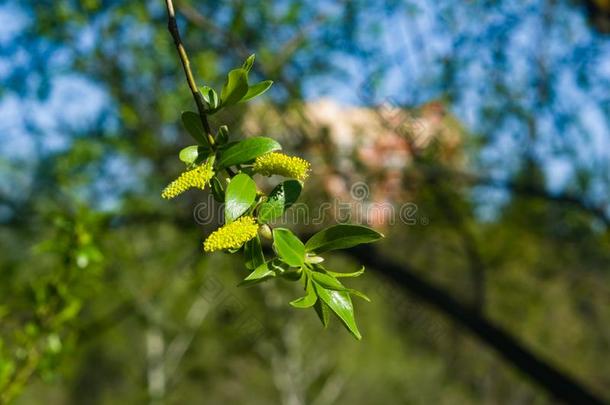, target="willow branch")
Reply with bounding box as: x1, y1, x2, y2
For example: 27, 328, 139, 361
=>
163, 0, 215, 147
